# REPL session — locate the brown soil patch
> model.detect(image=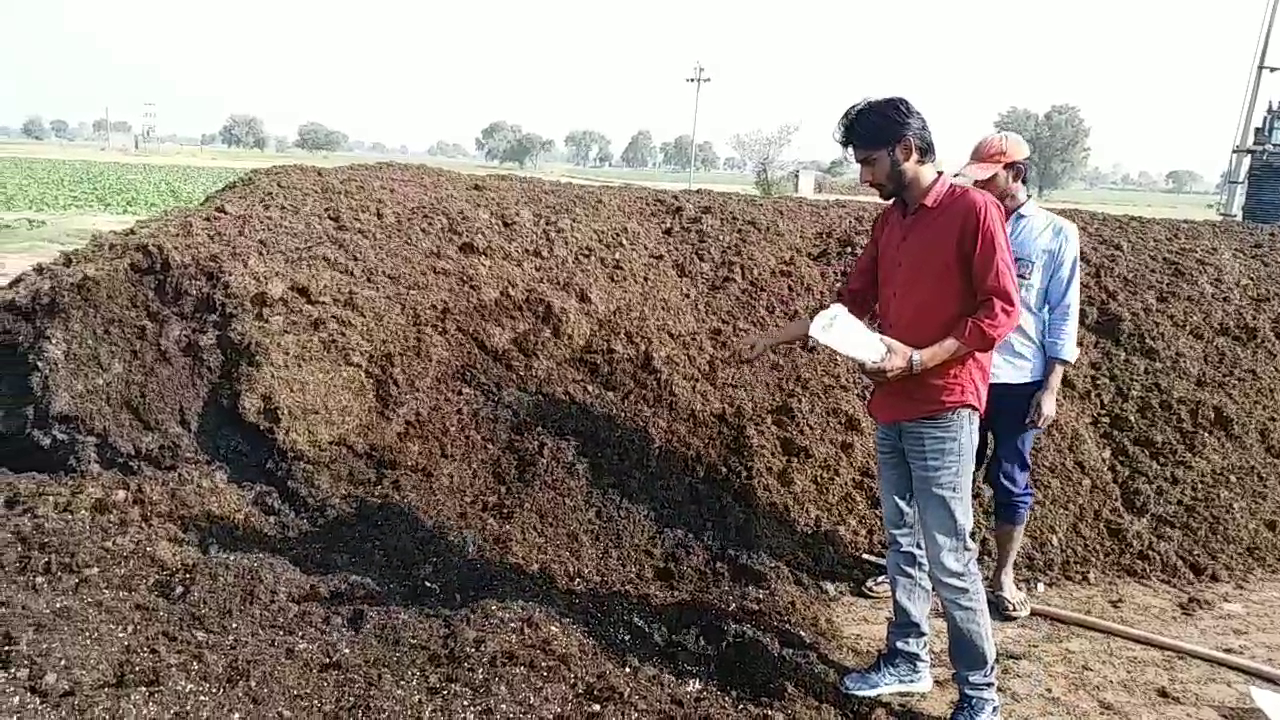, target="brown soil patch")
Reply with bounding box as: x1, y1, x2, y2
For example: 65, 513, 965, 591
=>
2, 164, 1279, 716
